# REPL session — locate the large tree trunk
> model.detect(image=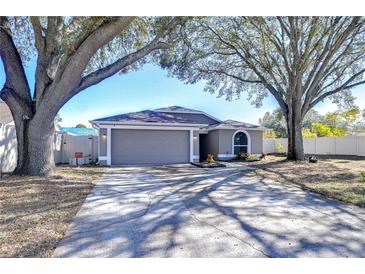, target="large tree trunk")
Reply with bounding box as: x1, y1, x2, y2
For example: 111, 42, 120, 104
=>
286, 108, 305, 161
13, 114, 55, 176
